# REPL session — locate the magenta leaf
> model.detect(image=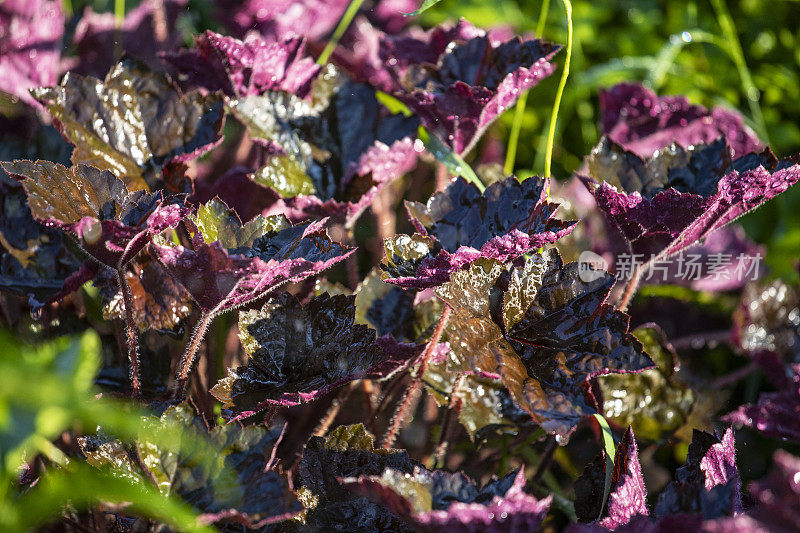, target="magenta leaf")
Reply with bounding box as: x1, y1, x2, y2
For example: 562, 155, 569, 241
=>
0, 0, 63, 108
655, 428, 742, 518
575, 426, 648, 528
381, 176, 575, 289
219, 0, 349, 42
151, 198, 353, 313
600, 82, 763, 159
379, 20, 561, 154
582, 137, 800, 259
724, 365, 800, 442
165, 31, 320, 98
